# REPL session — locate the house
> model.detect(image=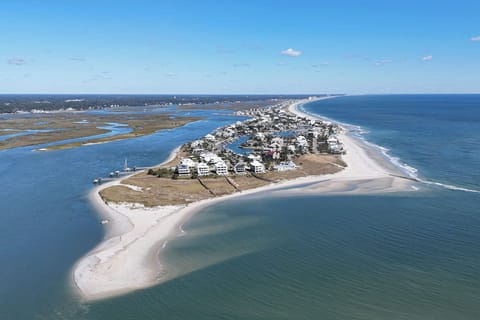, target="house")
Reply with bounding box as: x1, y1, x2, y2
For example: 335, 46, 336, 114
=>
205, 134, 216, 141
215, 161, 228, 175
327, 136, 338, 145
180, 158, 195, 168
250, 160, 265, 174
247, 154, 262, 162
255, 132, 265, 141
200, 152, 222, 164
233, 162, 246, 174
271, 137, 284, 147
196, 162, 210, 176
190, 140, 203, 148
296, 135, 308, 147
270, 142, 282, 150
176, 164, 191, 176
